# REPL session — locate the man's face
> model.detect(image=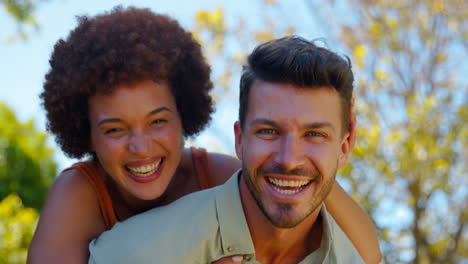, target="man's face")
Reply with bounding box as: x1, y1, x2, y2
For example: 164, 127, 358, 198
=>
235, 81, 350, 228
